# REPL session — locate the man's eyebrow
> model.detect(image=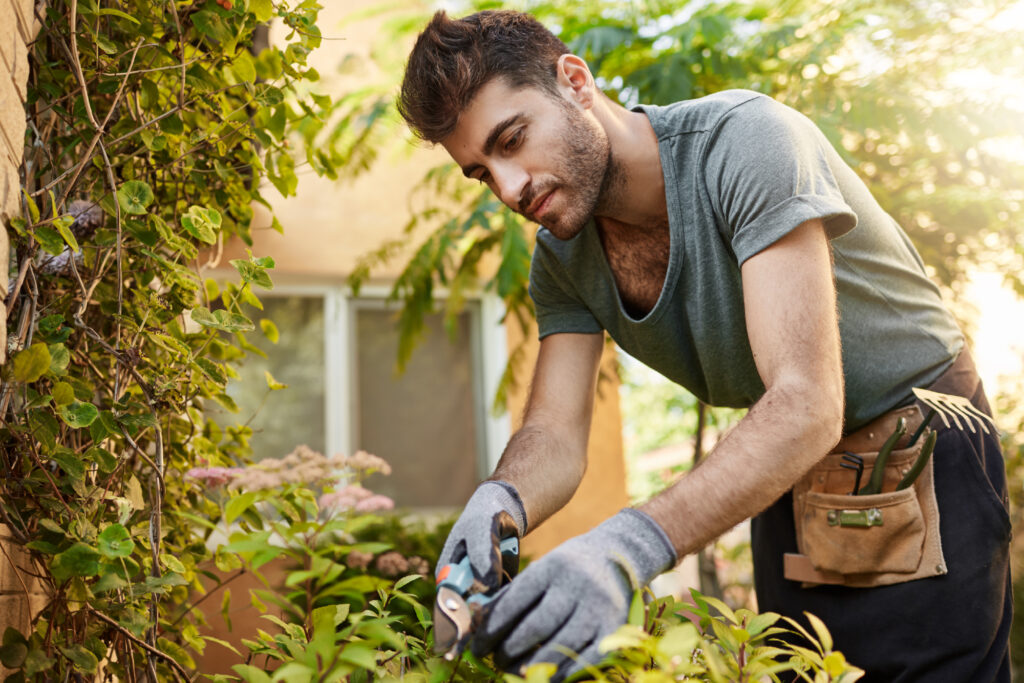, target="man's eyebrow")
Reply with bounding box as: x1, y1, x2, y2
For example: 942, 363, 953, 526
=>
460, 114, 524, 178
